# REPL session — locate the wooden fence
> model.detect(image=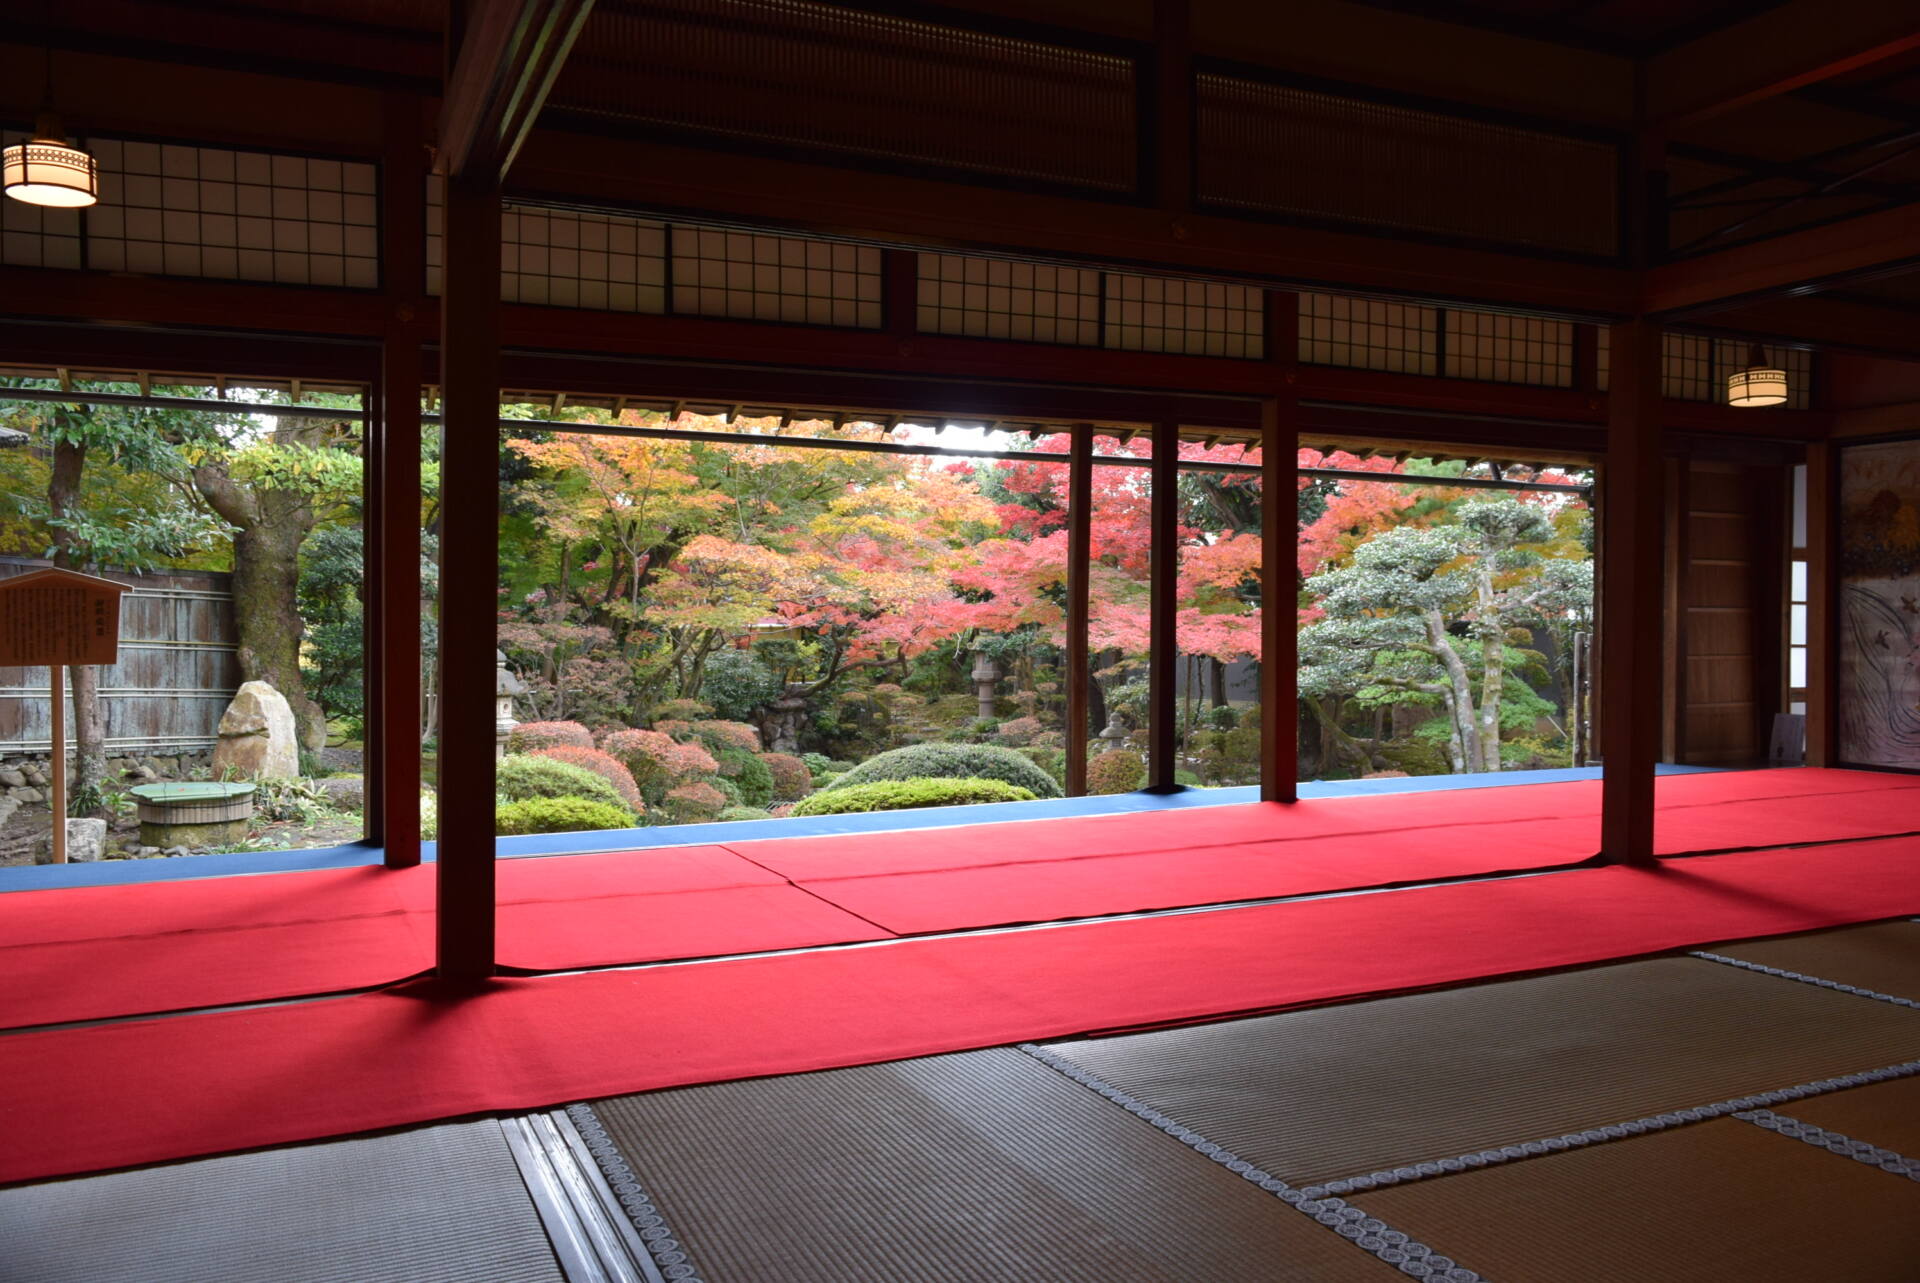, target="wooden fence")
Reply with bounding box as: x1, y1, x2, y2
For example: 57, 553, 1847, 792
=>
0, 557, 240, 754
